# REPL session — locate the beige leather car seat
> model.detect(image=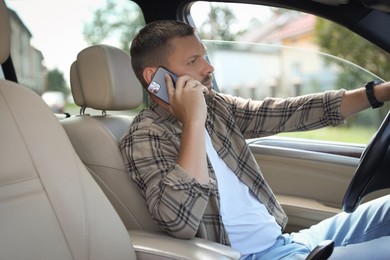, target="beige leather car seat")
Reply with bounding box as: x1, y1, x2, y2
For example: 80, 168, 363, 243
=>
0, 1, 136, 259
63, 45, 241, 259
62, 44, 162, 232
